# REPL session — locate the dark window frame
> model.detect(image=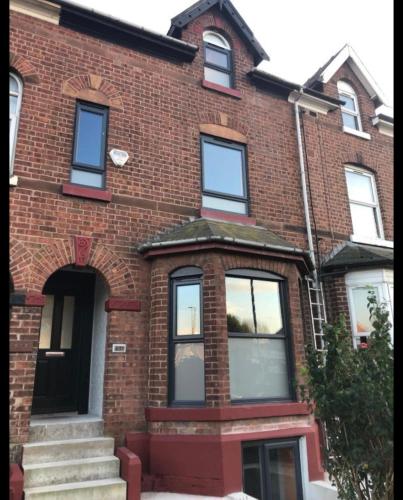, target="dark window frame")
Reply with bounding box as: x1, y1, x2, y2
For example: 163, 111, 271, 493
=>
203, 41, 234, 88
226, 268, 296, 404
71, 101, 109, 189
242, 437, 304, 500
200, 135, 249, 215
168, 267, 205, 407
